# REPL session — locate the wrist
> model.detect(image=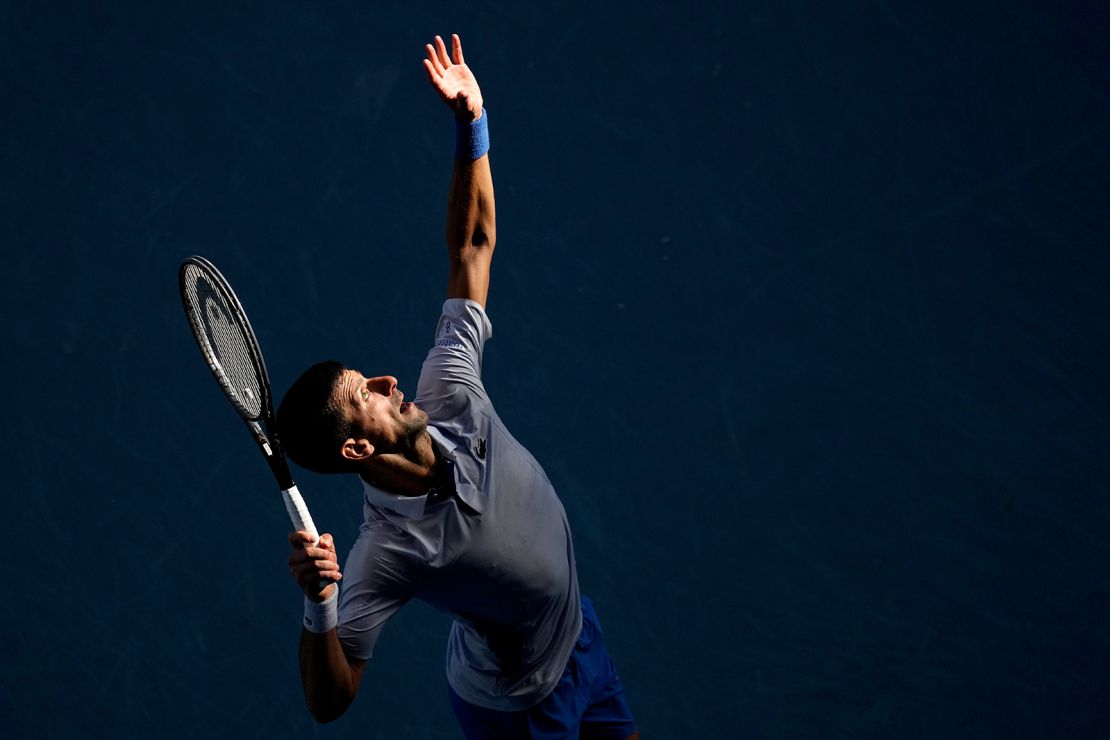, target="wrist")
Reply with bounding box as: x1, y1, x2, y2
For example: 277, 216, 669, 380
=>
454, 106, 482, 123
303, 585, 338, 633
455, 108, 489, 160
